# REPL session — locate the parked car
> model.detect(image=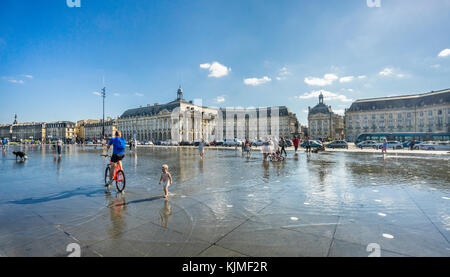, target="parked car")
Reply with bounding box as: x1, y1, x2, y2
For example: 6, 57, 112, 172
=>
376, 141, 403, 149
223, 138, 242, 146
326, 140, 348, 149
252, 140, 263, 147
300, 140, 322, 148
214, 140, 224, 146
179, 141, 193, 146
418, 141, 450, 150
285, 139, 293, 147
356, 140, 379, 149
144, 141, 153, 145
193, 139, 209, 146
